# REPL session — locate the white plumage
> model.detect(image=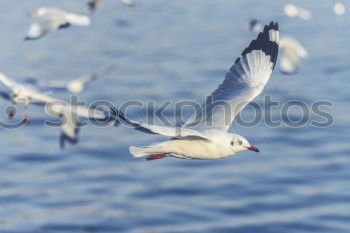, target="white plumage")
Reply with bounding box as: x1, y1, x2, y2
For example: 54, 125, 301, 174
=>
41, 73, 98, 94
113, 22, 279, 160
0, 72, 114, 148
279, 36, 308, 74
334, 2, 346, 15
284, 4, 312, 20
121, 0, 135, 7
25, 7, 90, 40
